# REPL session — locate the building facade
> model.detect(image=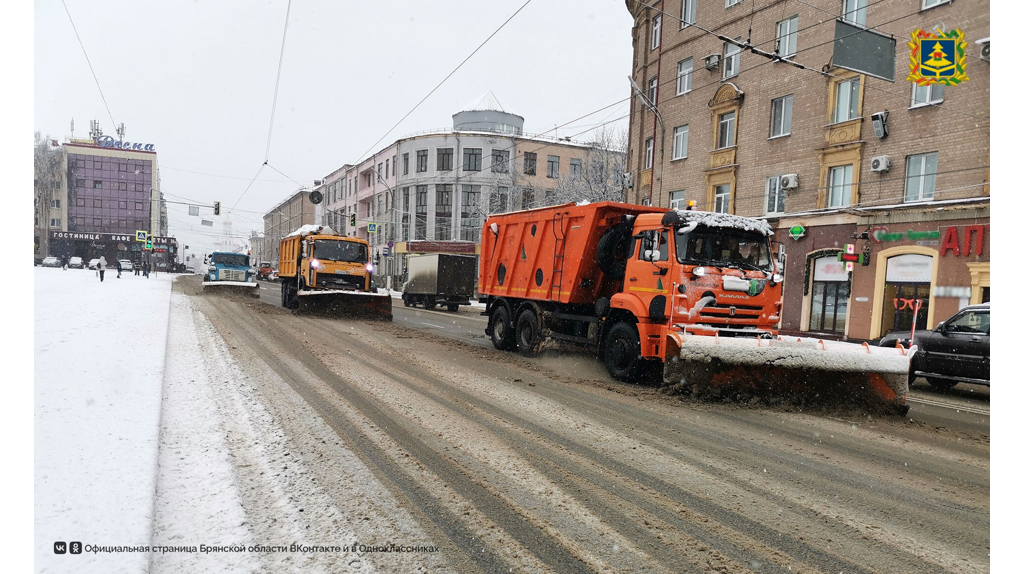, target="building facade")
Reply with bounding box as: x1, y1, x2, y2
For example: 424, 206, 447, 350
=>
262, 188, 318, 266
36, 133, 172, 268
313, 92, 626, 289
625, 0, 989, 340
